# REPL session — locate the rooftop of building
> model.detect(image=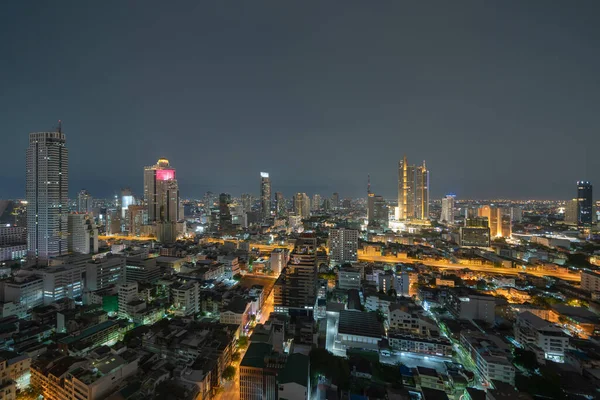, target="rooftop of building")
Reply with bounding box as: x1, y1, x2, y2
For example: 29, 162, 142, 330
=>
240, 342, 274, 369
59, 320, 119, 345
278, 353, 309, 386
338, 310, 385, 339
